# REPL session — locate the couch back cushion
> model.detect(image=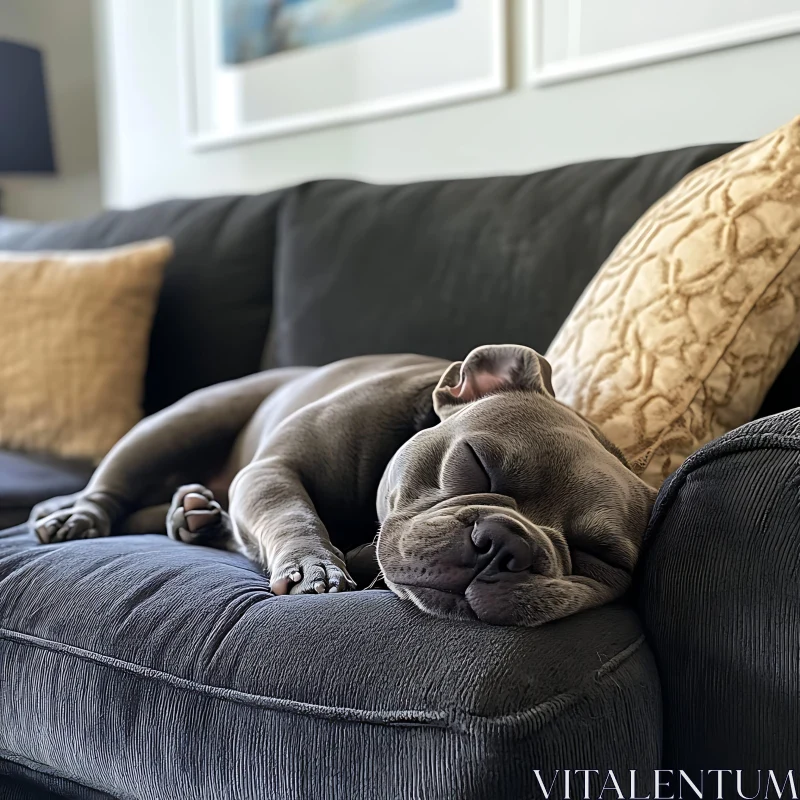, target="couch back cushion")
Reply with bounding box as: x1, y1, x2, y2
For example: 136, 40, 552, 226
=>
270, 144, 739, 371
0, 193, 282, 414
